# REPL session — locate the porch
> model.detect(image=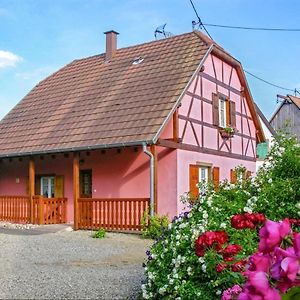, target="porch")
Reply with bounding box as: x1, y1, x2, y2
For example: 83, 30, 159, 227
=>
0, 145, 171, 231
